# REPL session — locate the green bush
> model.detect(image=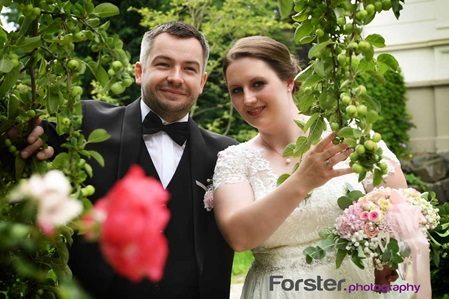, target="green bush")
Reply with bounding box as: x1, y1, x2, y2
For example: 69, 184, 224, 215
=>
232, 251, 254, 279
